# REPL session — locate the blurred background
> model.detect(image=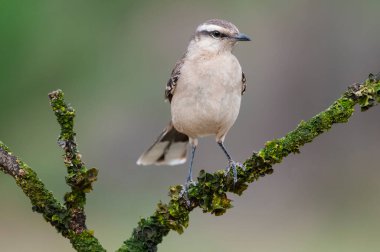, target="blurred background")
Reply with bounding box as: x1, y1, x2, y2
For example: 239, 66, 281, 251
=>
1, 0, 380, 251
